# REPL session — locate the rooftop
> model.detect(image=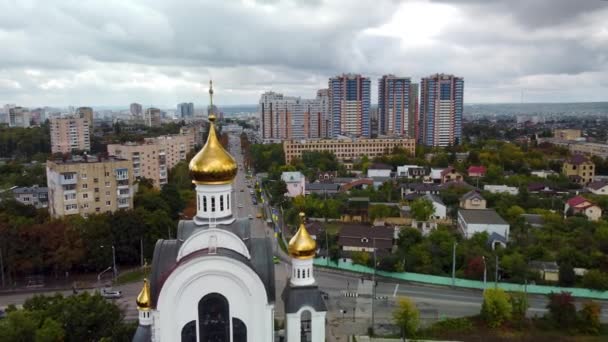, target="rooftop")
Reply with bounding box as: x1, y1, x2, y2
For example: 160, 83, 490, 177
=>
459, 209, 508, 225
48, 155, 129, 164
